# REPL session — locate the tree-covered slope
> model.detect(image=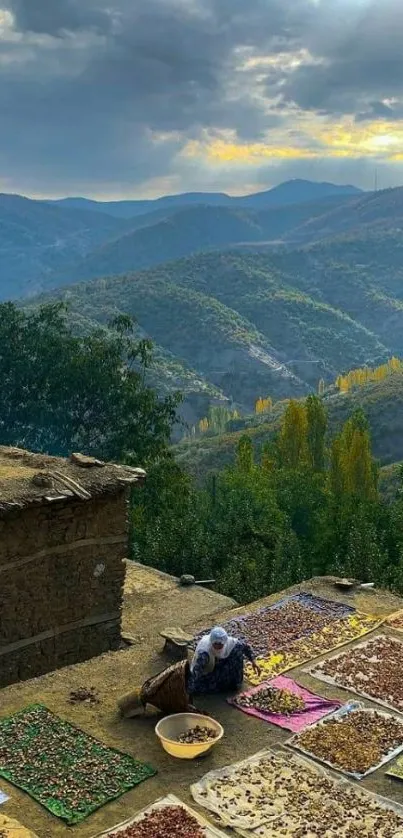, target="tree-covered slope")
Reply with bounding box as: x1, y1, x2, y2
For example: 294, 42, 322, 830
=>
263, 233, 403, 355
38, 268, 307, 410
0, 193, 128, 299
284, 186, 403, 244
36, 249, 389, 411
175, 373, 403, 480
46, 200, 356, 289
142, 252, 387, 386
189, 372, 403, 480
